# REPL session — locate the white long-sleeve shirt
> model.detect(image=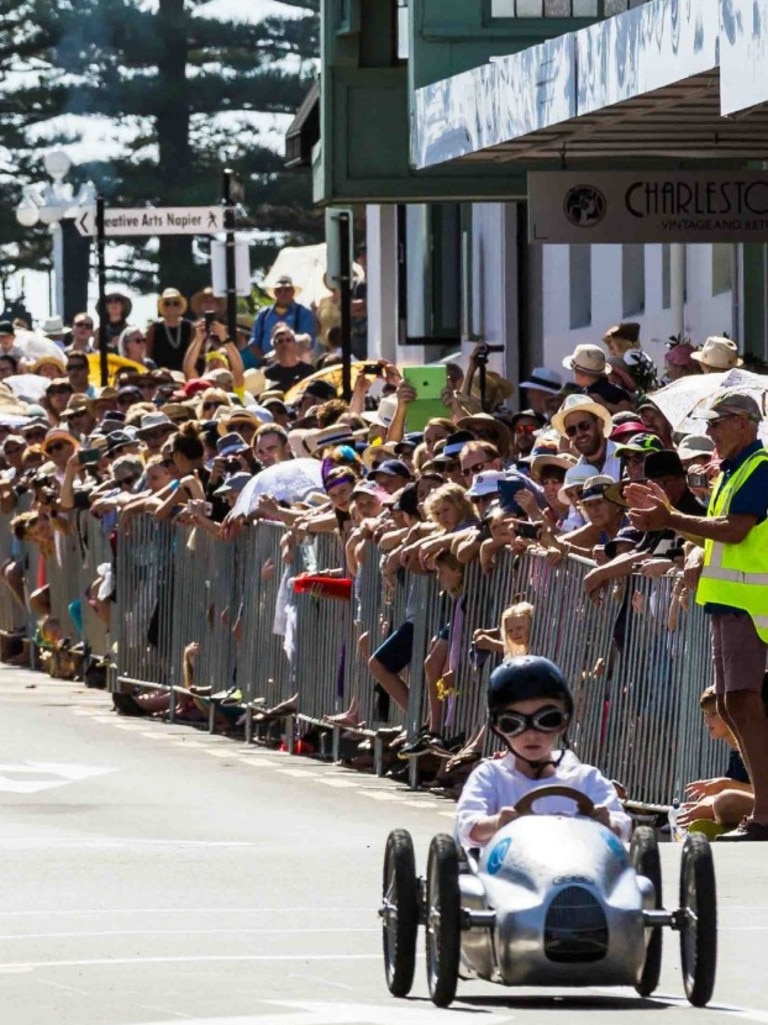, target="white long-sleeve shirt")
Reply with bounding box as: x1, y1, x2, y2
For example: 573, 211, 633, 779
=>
455, 749, 632, 848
